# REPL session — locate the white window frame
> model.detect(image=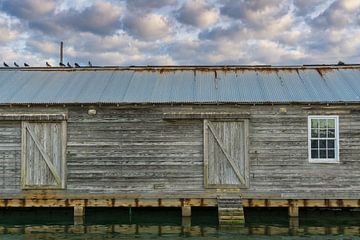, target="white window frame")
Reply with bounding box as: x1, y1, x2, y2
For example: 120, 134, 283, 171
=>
308, 115, 339, 163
